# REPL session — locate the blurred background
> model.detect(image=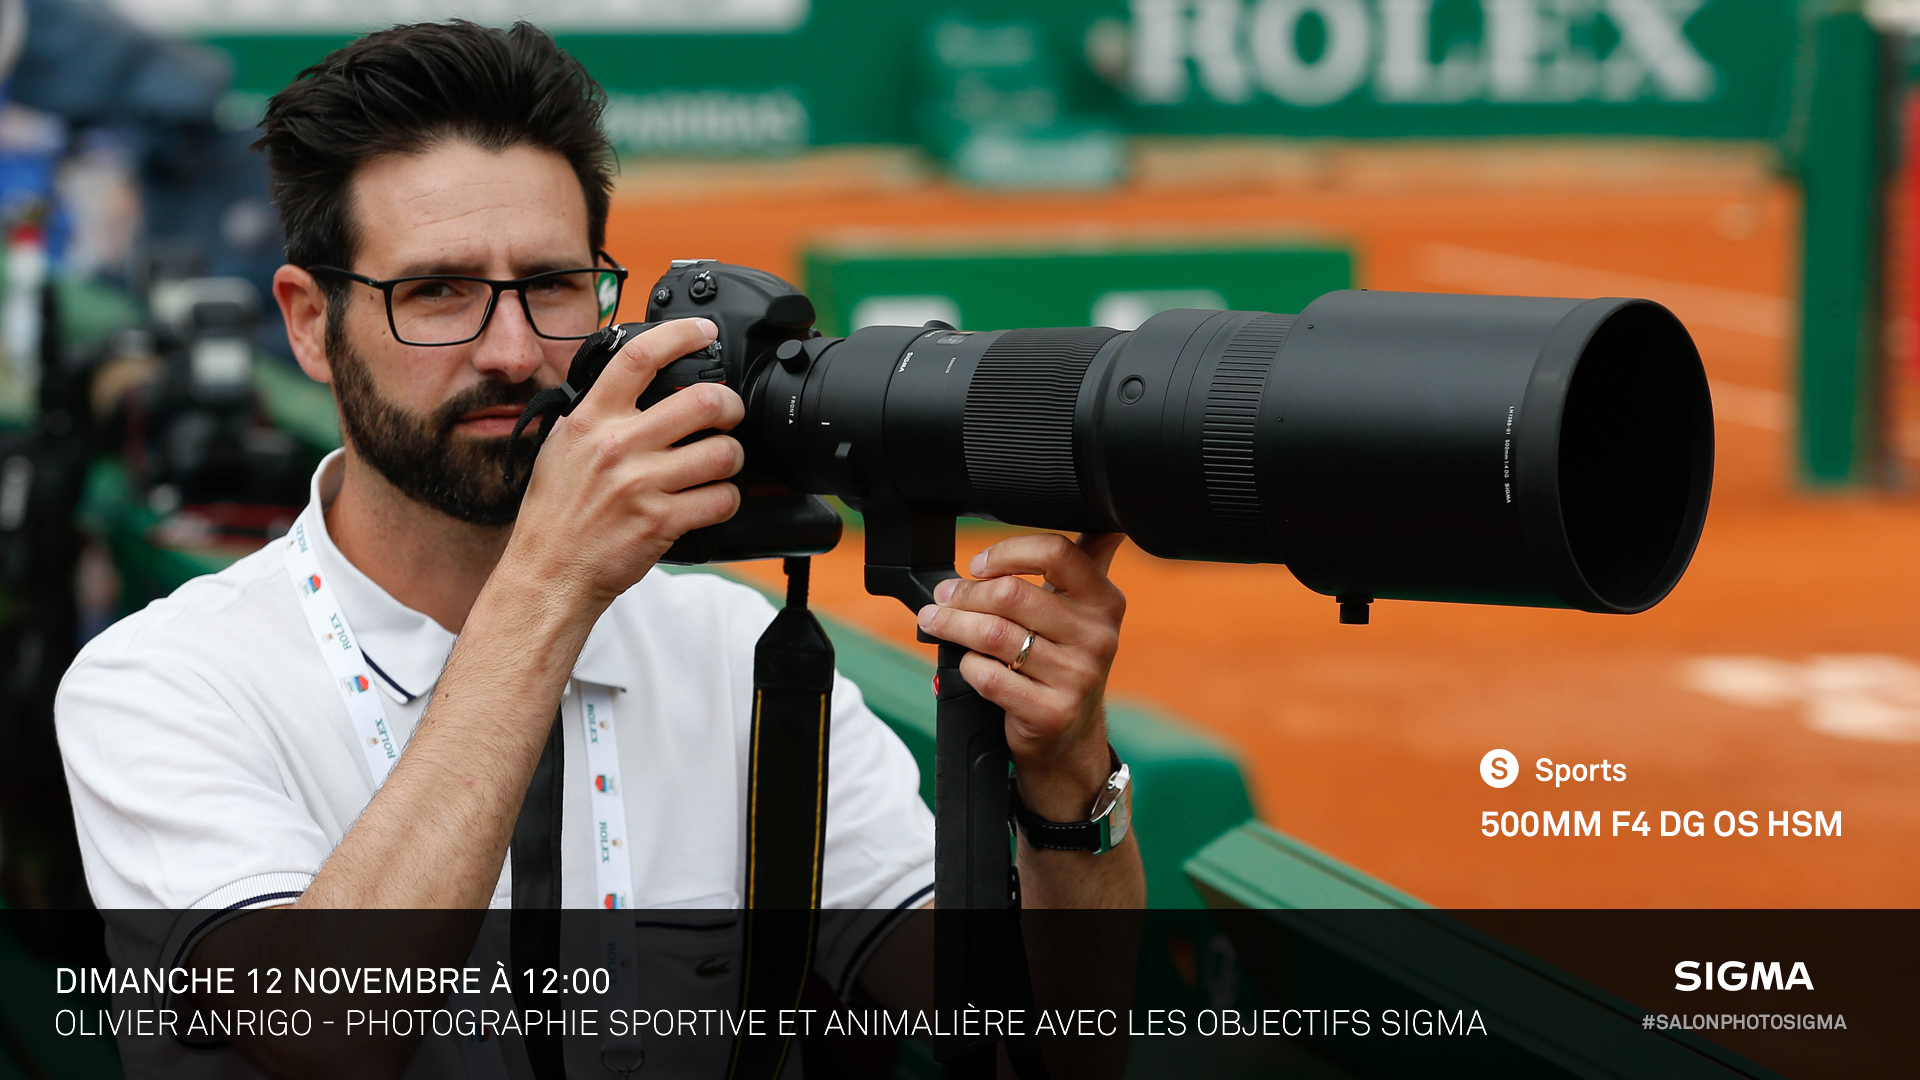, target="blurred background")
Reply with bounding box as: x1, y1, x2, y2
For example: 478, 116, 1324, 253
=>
1, 0, 1917, 928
